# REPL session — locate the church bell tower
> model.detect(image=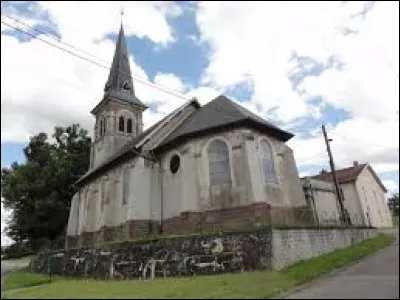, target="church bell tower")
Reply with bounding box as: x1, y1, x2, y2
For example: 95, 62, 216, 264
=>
89, 24, 147, 169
